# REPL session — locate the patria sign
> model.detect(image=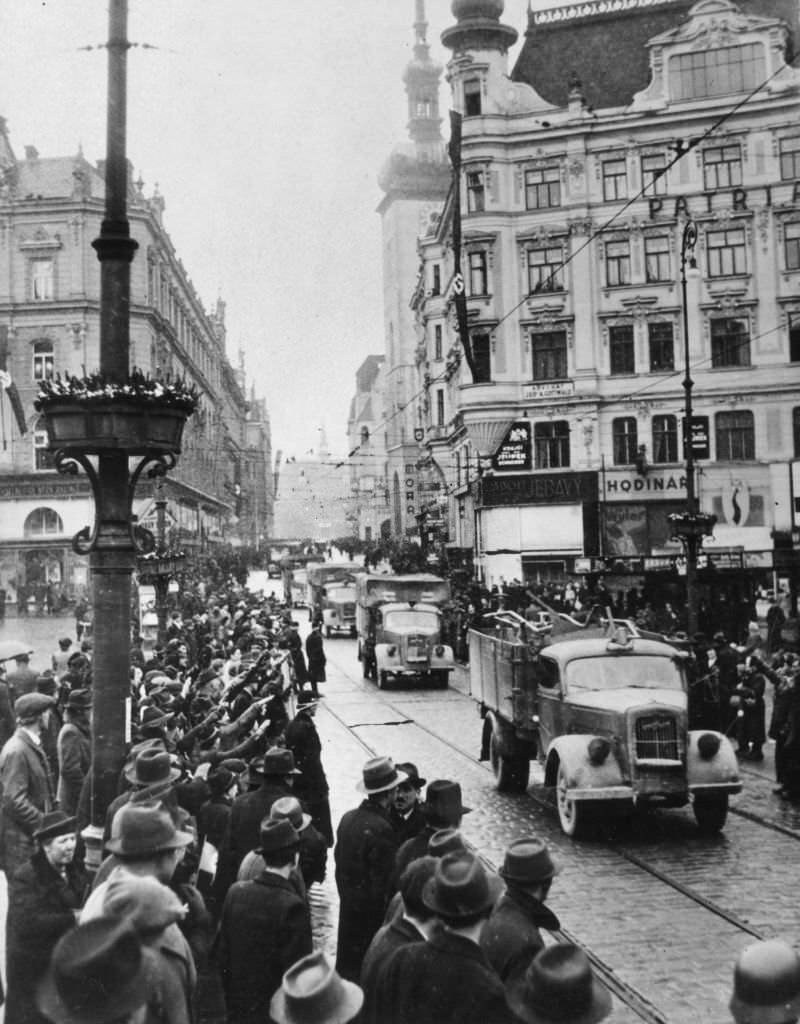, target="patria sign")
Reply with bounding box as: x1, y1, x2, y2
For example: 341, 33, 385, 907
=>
605, 470, 687, 500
